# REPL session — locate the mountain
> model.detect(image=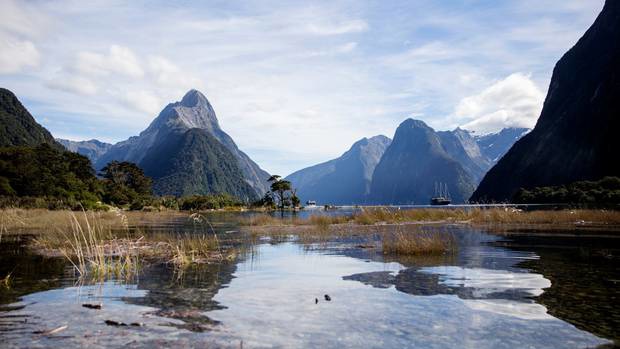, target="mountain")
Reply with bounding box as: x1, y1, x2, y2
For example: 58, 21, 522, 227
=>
96, 90, 267, 199
474, 128, 530, 163
286, 135, 391, 205
138, 128, 256, 198
57, 139, 112, 164
437, 128, 491, 183
0, 88, 63, 150
369, 119, 476, 204
471, 0, 620, 202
